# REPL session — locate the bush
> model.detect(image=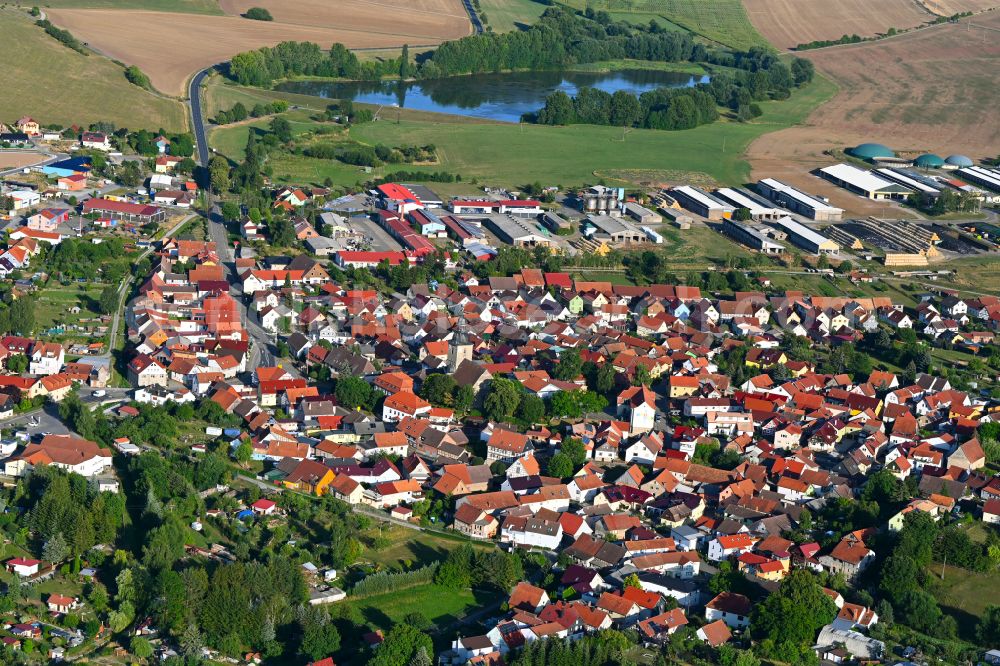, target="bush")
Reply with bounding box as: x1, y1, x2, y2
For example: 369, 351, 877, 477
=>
124, 66, 152, 90
244, 6, 273, 20
36, 19, 87, 54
